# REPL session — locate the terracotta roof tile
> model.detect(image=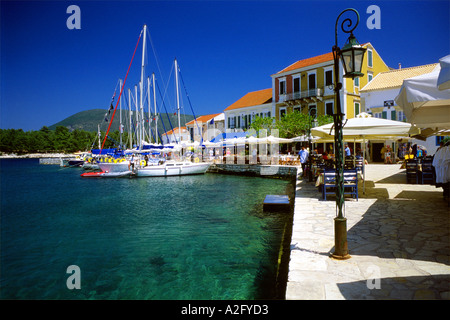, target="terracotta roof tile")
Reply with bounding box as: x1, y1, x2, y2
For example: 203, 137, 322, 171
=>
275, 52, 334, 75
164, 126, 187, 135
360, 63, 438, 92
224, 88, 272, 111
185, 113, 221, 126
